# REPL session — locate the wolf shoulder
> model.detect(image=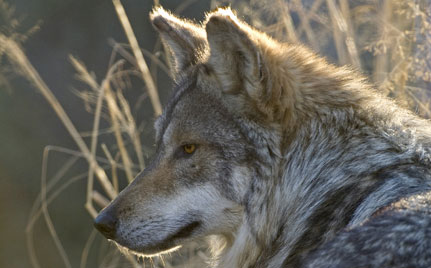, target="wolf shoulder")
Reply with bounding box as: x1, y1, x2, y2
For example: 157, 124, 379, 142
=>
303, 190, 431, 268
